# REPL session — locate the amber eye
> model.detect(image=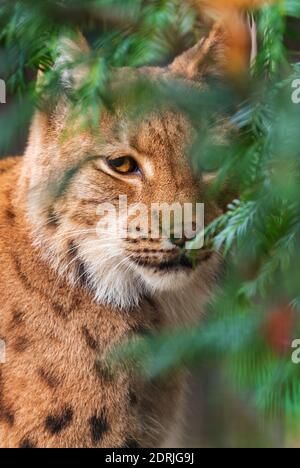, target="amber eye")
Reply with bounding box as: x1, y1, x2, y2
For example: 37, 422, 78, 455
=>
107, 156, 140, 175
